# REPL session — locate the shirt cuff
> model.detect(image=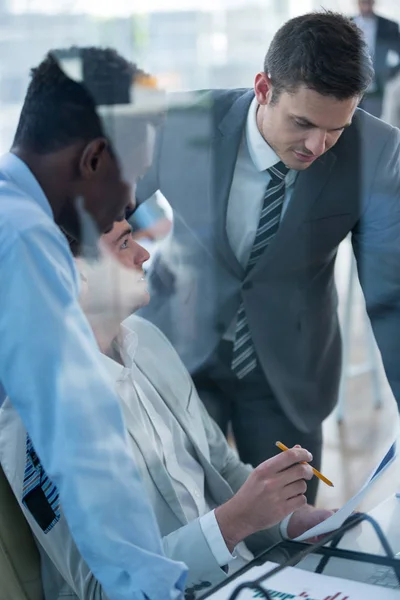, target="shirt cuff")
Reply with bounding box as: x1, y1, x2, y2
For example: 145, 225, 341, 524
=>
199, 510, 236, 568
279, 512, 294, 539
